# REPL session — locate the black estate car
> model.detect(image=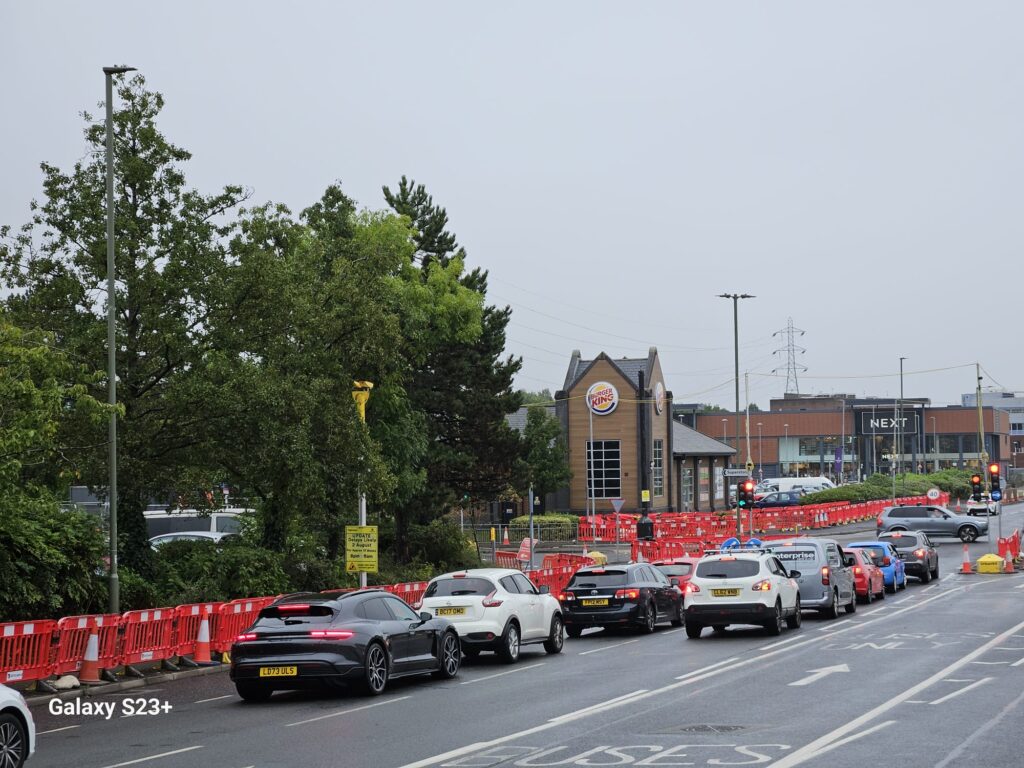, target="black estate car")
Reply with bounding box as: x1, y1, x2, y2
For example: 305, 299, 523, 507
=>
558, 563, 683, 637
